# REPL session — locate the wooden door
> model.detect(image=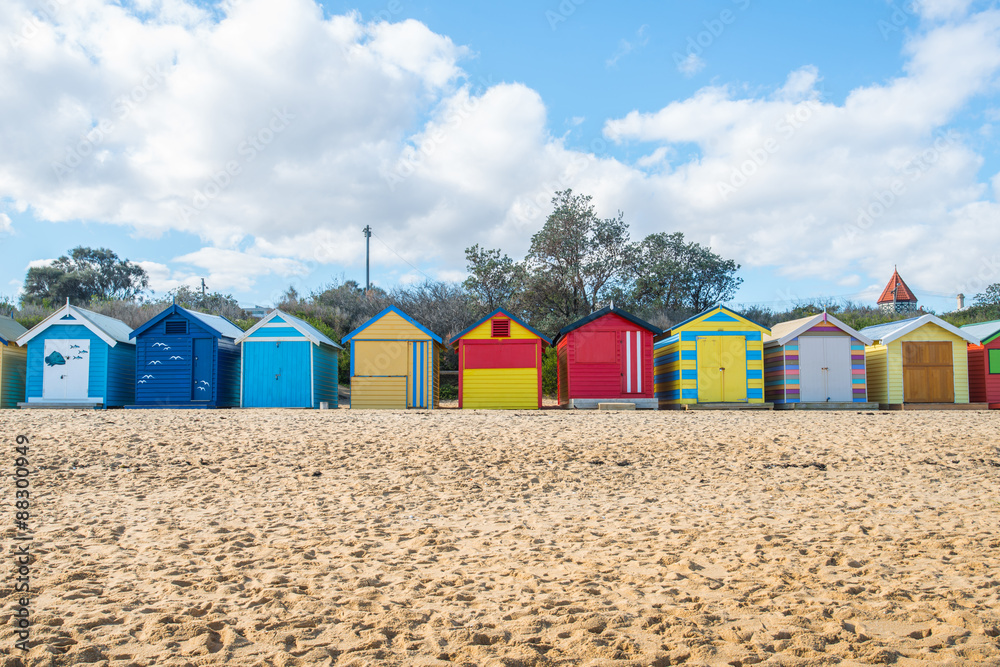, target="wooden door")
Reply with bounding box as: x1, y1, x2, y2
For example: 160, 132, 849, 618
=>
902, 341, 954, 403
620, 331, 643, 394
721, 336, 747, 402
696, 336, 722, 402
407, 341, 428, 408
192, 338, 213, 401
43, 339, 89, 400
799, 337, 853, 402
696, 336, 747, 402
